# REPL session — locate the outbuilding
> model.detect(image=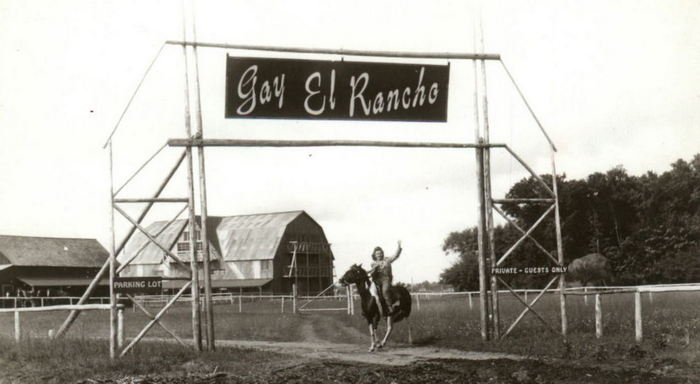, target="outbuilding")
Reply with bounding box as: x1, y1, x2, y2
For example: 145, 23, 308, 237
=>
120, 210, 334, 295
0, 235, 110, 297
